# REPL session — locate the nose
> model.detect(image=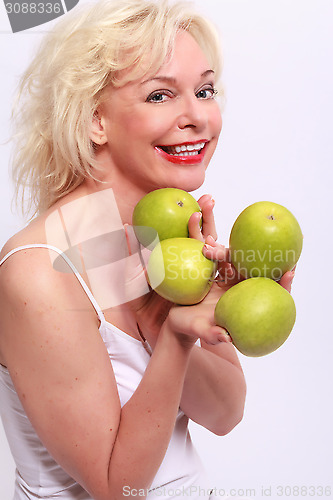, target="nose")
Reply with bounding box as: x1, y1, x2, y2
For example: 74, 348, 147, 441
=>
177, 95, 207, 131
